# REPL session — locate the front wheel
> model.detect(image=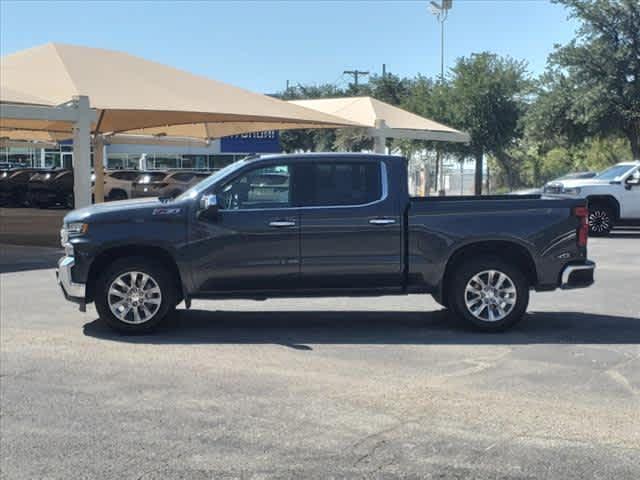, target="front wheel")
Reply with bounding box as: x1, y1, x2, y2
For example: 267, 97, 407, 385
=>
94, 257, 177, 334
448, 257, 529, 332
